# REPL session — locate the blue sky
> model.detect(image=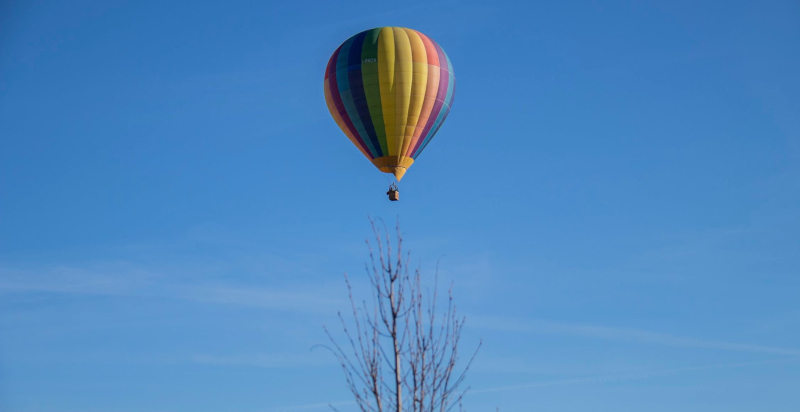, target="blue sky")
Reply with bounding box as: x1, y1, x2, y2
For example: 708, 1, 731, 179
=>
1, 0, 799, 410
